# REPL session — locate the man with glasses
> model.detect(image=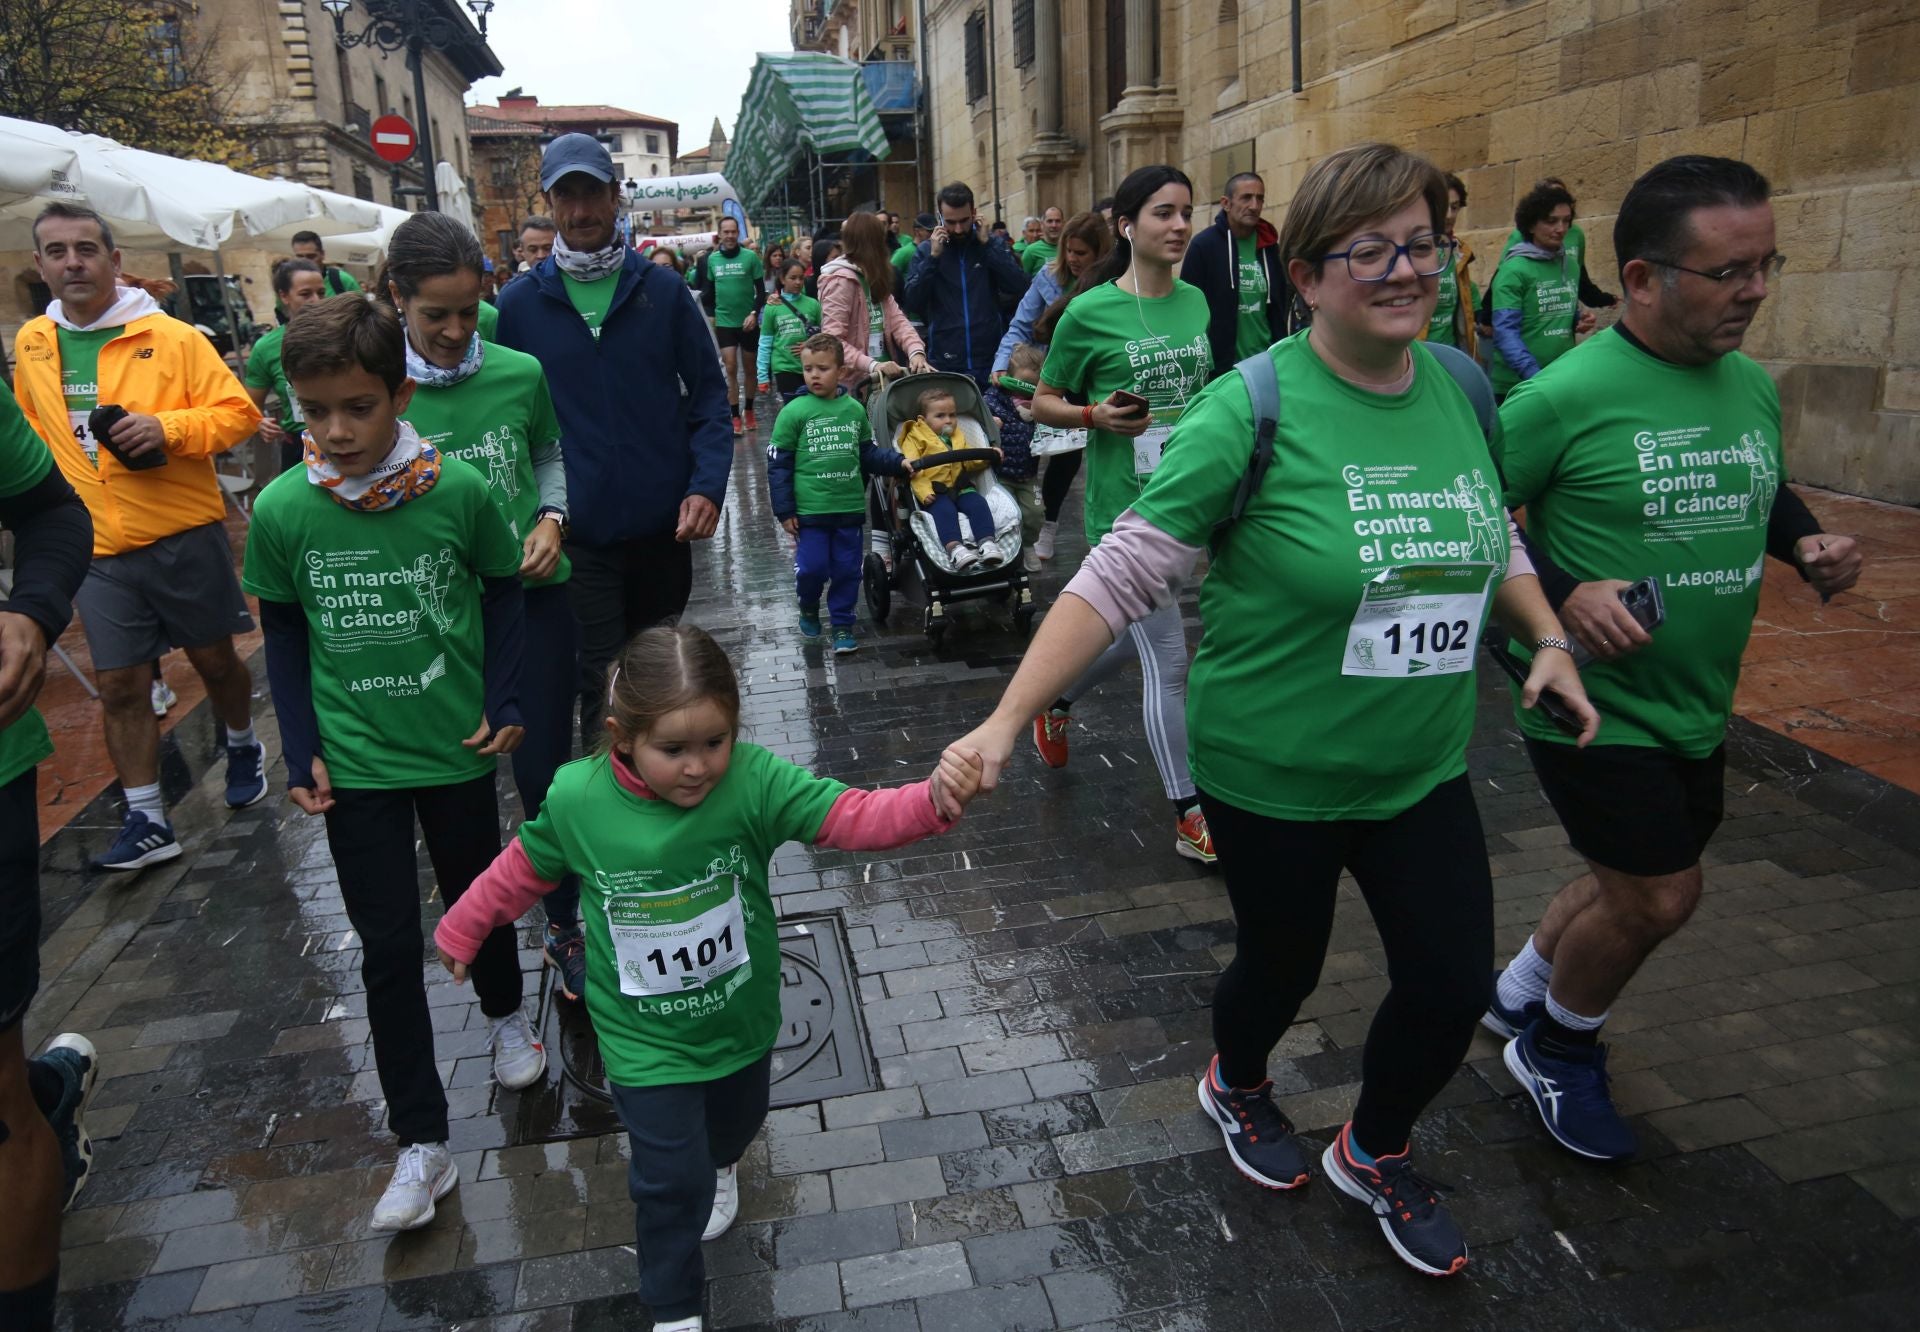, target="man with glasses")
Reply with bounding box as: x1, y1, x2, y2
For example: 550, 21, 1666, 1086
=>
1486, 156, 1862, 1162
